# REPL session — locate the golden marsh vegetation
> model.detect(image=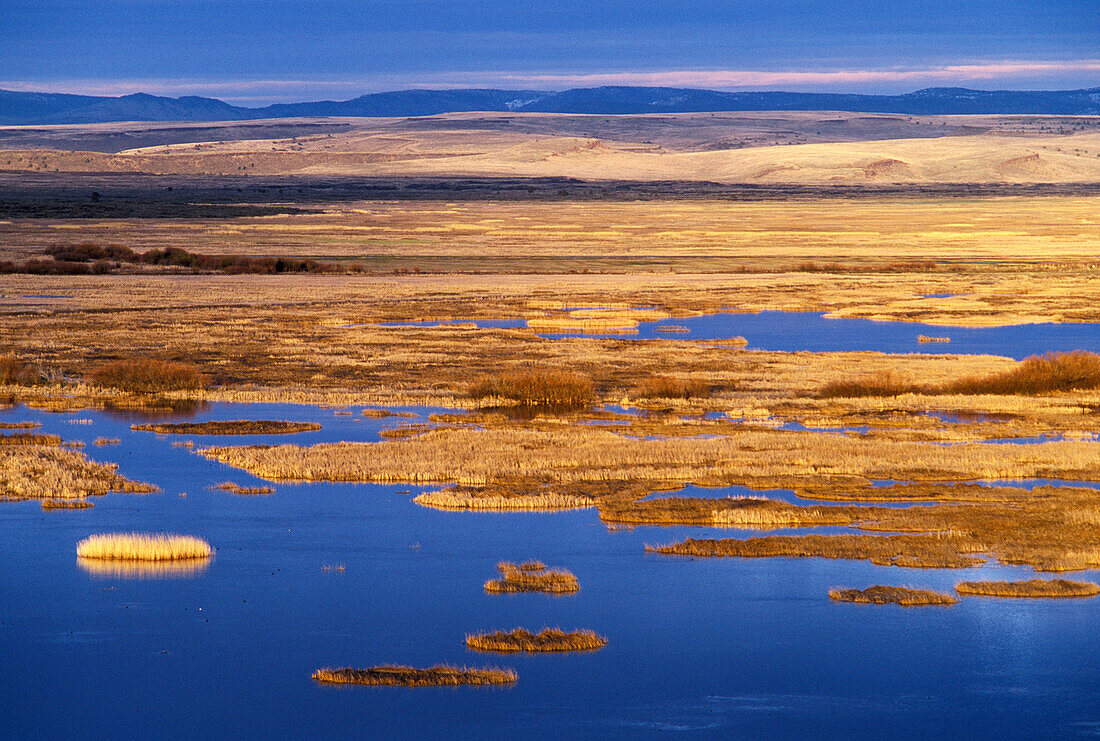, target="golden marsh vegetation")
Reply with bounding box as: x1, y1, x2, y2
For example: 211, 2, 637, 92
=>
76, 532, 213, 561
465, 628, 607, 653
828, 586, 958, 606
311, 665, 517, 687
